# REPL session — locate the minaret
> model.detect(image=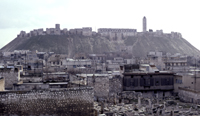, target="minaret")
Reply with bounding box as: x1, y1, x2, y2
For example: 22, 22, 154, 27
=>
143, 16, 147, 32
